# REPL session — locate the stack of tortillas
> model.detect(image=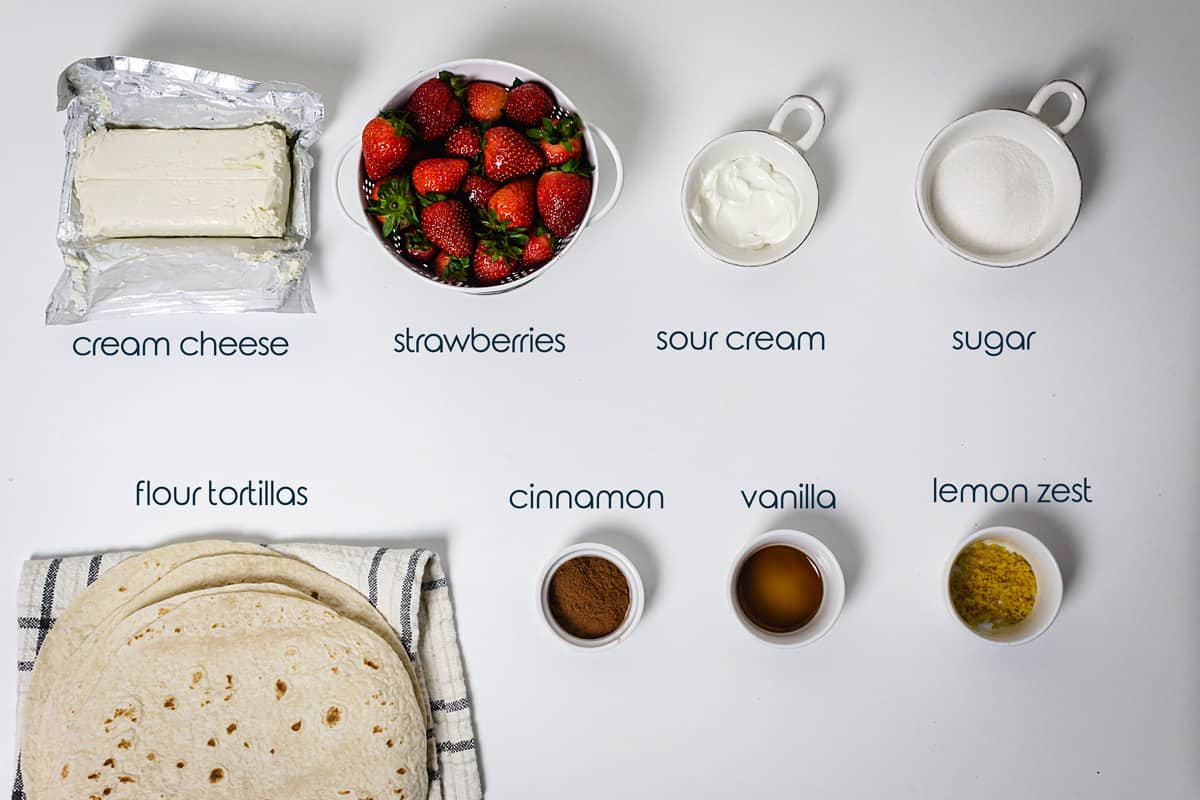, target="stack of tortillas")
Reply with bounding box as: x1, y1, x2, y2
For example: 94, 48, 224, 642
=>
20, 540, 428, 800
